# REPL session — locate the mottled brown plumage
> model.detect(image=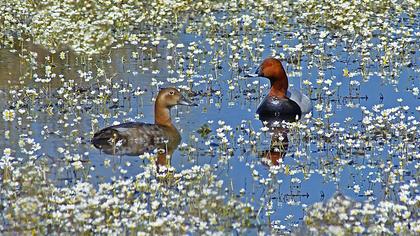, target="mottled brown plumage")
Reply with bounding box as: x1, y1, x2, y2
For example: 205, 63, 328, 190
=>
91, 122, 179, 156
91, 88, 197, 166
